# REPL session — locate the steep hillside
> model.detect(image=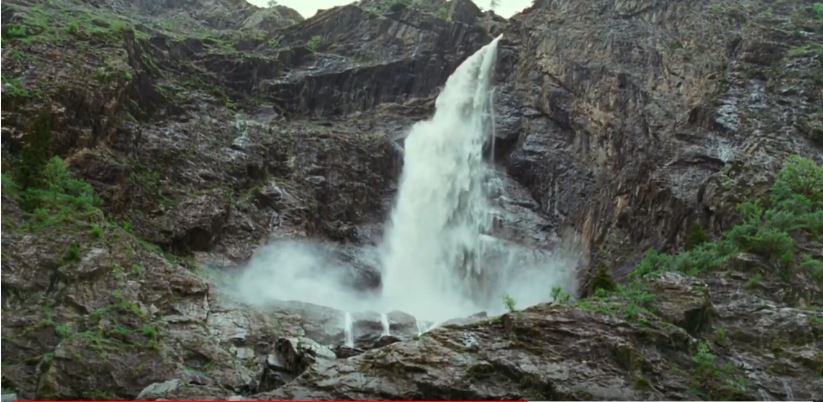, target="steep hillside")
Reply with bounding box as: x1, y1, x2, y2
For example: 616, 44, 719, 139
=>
1, 0, 821, 400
